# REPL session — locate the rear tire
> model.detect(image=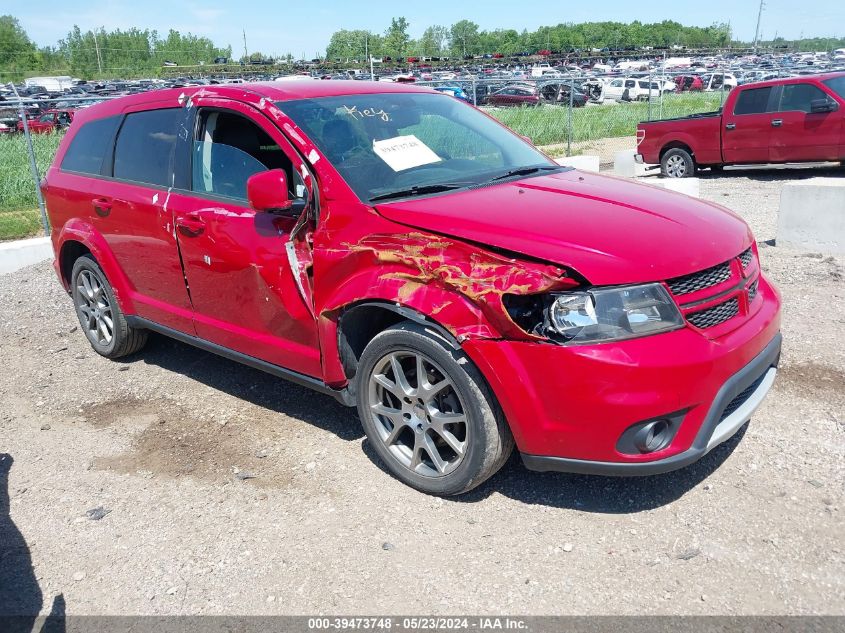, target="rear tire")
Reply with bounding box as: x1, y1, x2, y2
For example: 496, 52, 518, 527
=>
355, 322, 513, 496
71, 255, 147, 359
661, 148, 695, 178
